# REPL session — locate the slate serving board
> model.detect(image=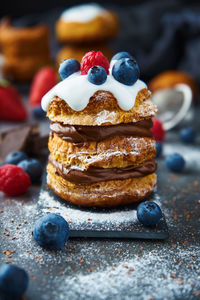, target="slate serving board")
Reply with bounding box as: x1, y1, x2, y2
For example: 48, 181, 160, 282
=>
38, 173, 169, 240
